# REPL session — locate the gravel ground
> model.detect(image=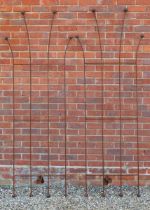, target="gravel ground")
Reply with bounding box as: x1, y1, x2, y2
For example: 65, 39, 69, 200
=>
0, 183, 150, 210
